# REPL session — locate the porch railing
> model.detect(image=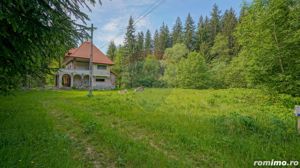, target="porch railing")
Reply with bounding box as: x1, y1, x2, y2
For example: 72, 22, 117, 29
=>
58, 68, 110, 77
